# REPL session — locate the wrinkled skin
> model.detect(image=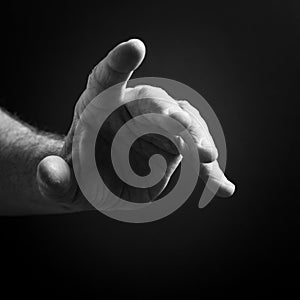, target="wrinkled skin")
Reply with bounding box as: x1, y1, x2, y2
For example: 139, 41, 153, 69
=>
36, 39, 235, 213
